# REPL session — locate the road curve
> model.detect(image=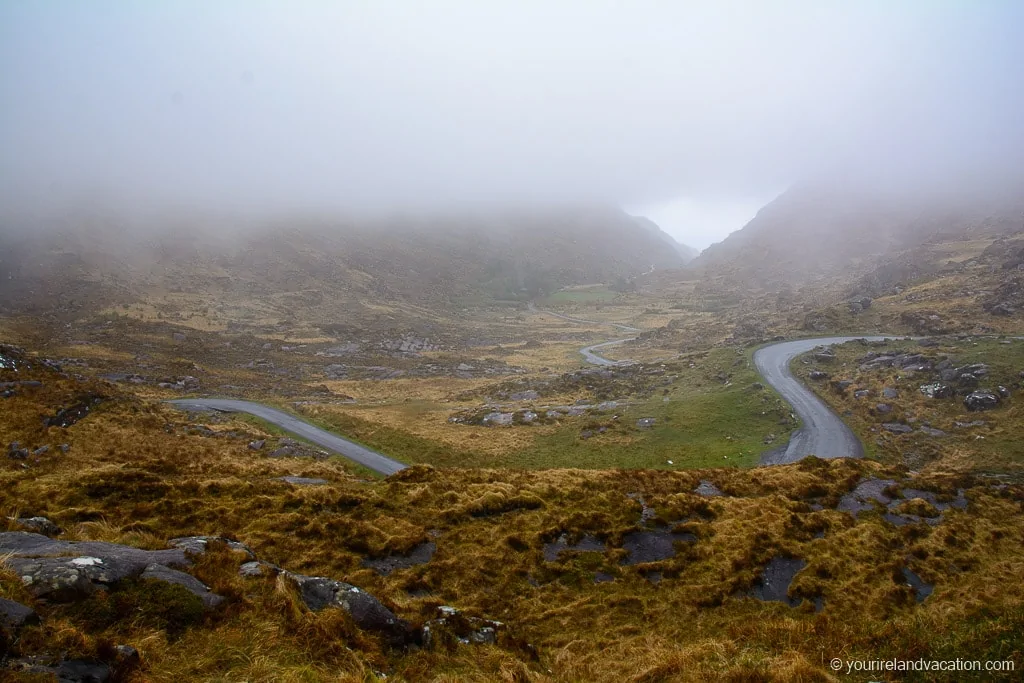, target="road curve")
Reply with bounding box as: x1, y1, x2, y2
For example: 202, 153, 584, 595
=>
167, 398, 408, 476
753, 336, 900, 464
